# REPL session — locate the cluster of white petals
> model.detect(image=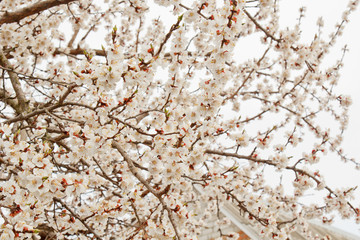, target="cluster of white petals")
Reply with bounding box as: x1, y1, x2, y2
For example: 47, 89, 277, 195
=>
0, 0, 359, 239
